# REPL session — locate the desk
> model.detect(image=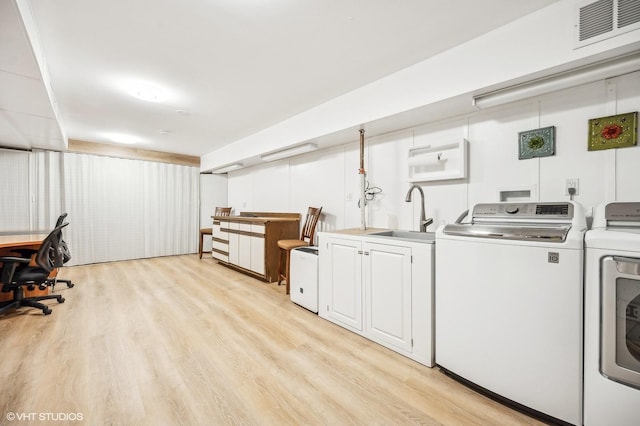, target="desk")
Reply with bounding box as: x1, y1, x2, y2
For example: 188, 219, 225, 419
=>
0, 233, 50, 250
0, 233, 51, 302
